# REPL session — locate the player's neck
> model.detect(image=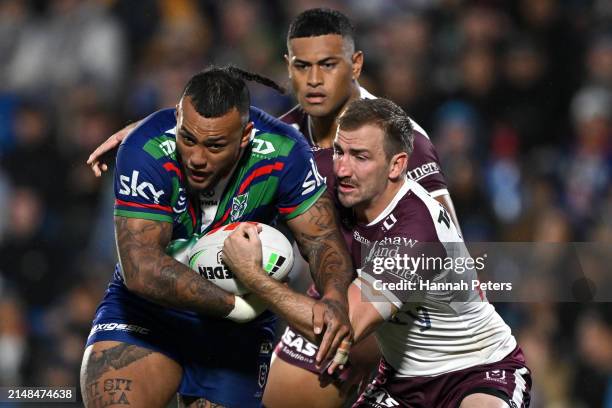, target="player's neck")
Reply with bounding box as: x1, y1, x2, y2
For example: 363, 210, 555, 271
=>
309, 83, 361, 148
356, 178, 406, 224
